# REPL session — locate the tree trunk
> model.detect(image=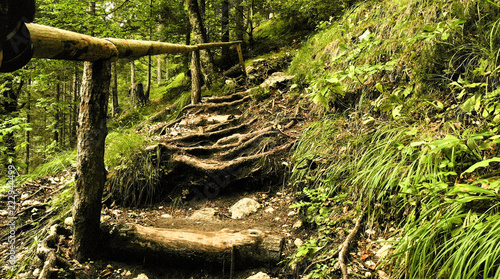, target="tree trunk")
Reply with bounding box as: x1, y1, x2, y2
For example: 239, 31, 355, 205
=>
184, 30, 191, 69
165, 55, 169, 80
54, 83, 60, 146
157, 56, 162, 84
235, 0, 244, 41
72, 59, 111, 262
25, 81, 31, 173
111, 61, 121, 116
105, 223, 283, 267
221, 0, 230, 65
71, 64, 79, 148
130, 61, 135, 85
191, 50, 202, 104
187, 0, 215, 87
248, 0, 254, 45
130, 83, 146, 106
145, 55, 151, 103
